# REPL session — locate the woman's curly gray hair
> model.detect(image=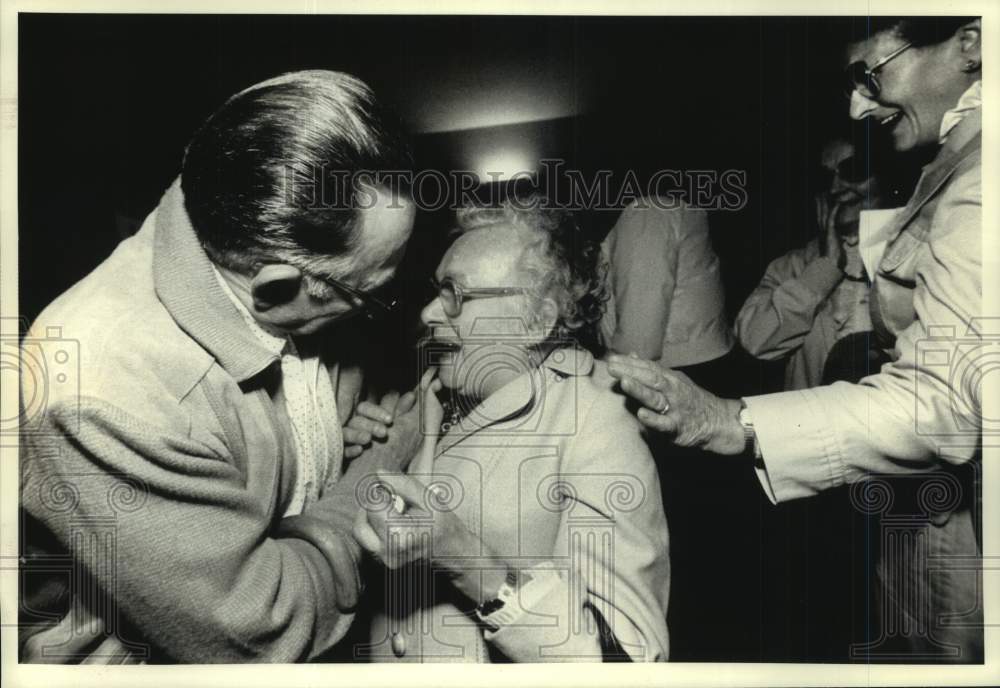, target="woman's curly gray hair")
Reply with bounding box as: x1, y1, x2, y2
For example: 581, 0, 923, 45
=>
454, 195, 609, 353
